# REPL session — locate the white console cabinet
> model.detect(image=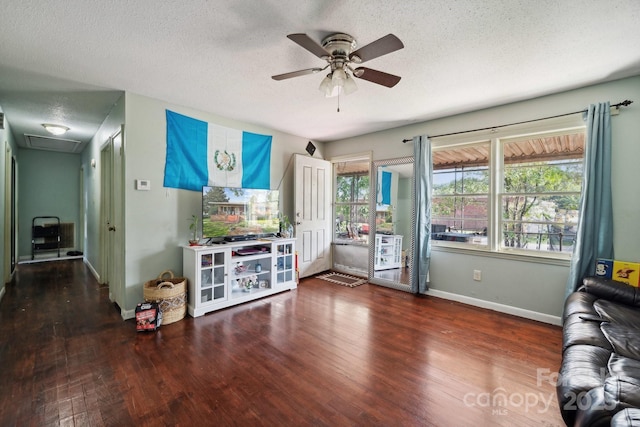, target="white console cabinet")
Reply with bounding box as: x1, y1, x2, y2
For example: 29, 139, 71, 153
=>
374, 234, 403, 271
182, 238, 296, 317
